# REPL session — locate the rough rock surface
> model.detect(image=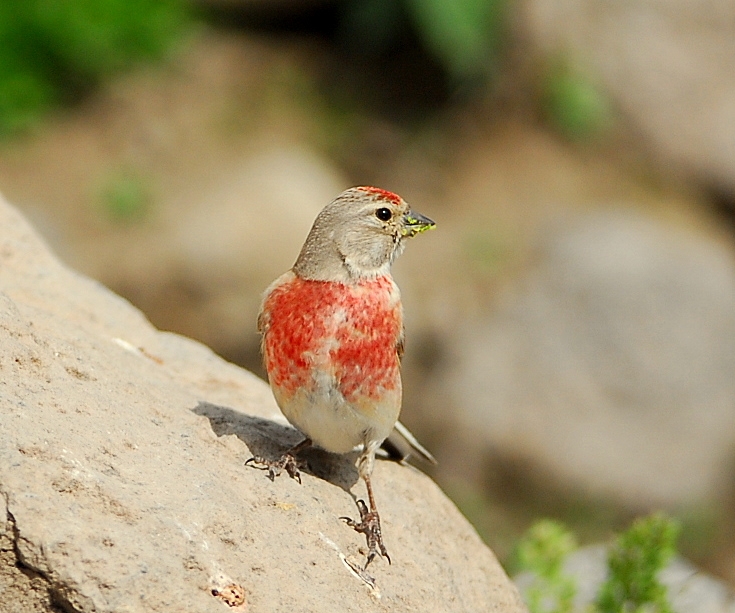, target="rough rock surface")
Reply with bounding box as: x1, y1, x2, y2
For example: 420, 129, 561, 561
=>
449, 210, 735, 508
0, 193, 527, 612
